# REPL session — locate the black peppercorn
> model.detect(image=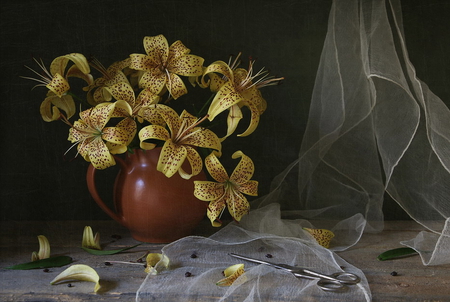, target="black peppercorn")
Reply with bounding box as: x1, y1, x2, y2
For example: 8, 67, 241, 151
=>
43, 268, 49, 272
185, 272, 192, 277
104, 262, 112, 266
190, 253, 197, 258
67, 283, 73, 287
390, 271, 398, 276
265, 254, 273, 258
